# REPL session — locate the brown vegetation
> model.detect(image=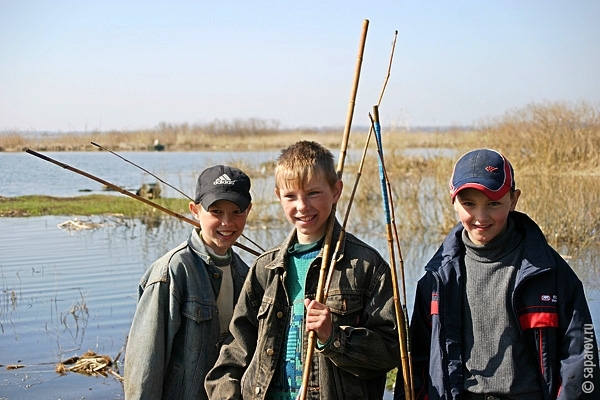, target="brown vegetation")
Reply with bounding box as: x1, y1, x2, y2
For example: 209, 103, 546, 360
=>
370, 101, 600, 248
2, 101, 599, 249
0, 118, 365, 152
